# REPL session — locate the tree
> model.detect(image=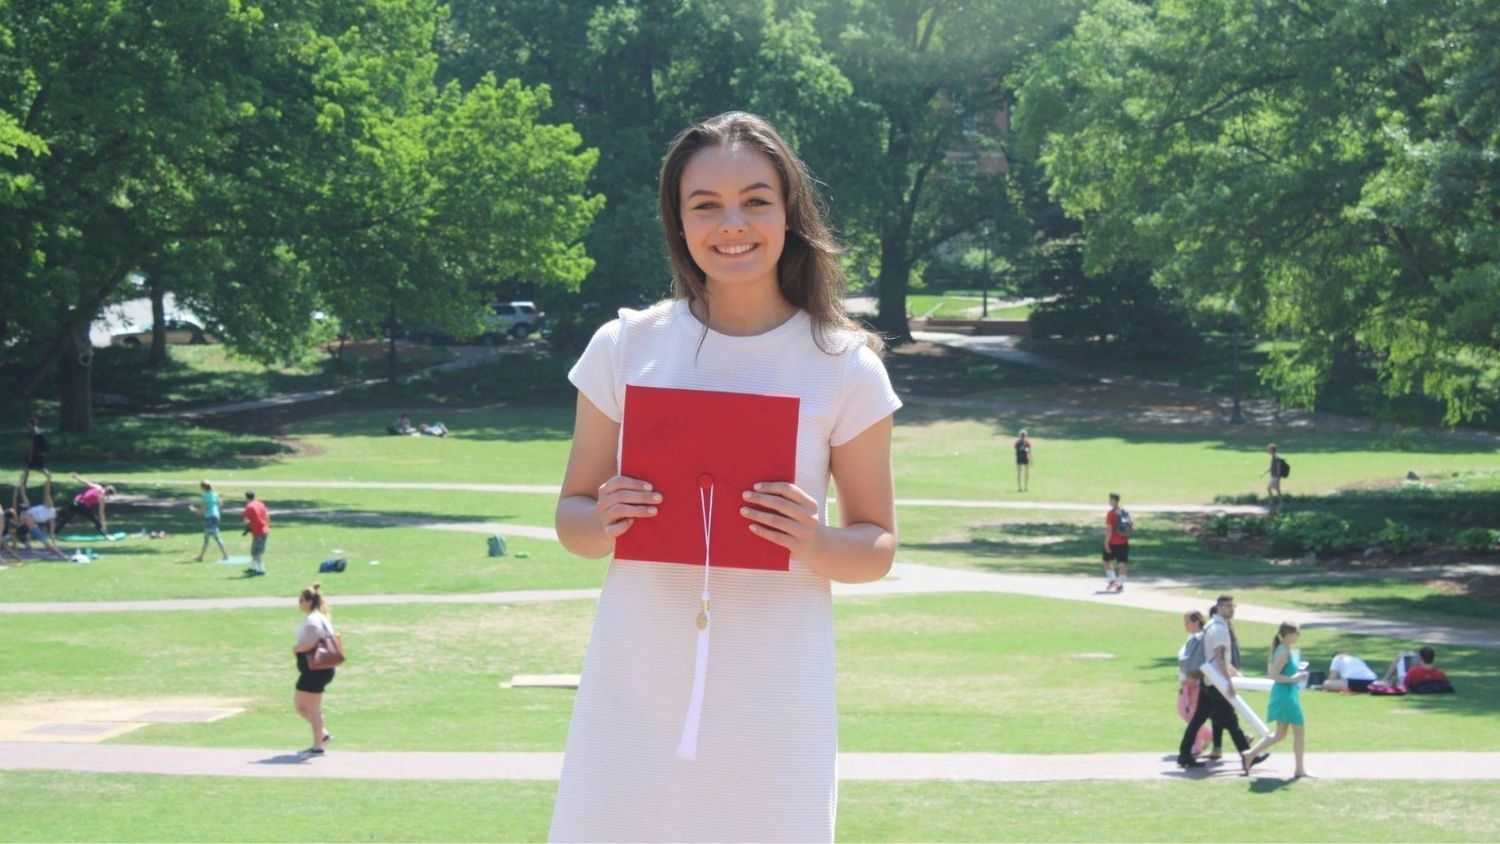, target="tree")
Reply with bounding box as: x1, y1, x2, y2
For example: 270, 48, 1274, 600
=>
806, 0, 1088, 341
1016, 0, 1500, 422
0, 0, 601, 427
